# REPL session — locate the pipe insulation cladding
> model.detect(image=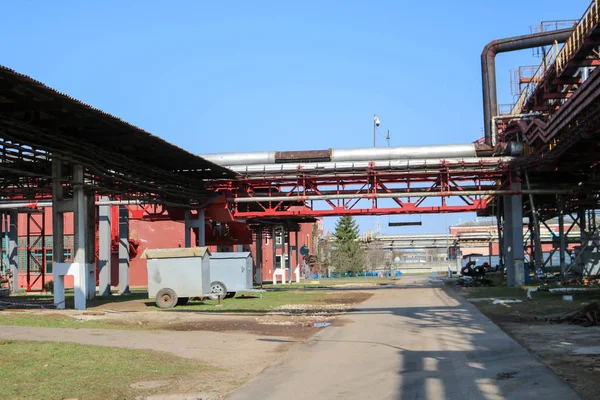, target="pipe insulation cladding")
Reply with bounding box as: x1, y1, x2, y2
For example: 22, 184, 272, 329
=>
481, 28, 573, 145
201, 143, 500, 167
